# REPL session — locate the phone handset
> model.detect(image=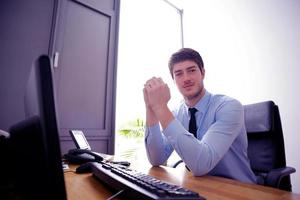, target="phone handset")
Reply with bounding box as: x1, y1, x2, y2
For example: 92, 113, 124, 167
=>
67, 149, 104, 162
